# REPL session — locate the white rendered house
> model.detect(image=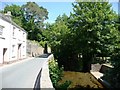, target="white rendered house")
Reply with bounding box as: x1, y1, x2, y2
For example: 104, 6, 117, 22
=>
0, 12, 27, 64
